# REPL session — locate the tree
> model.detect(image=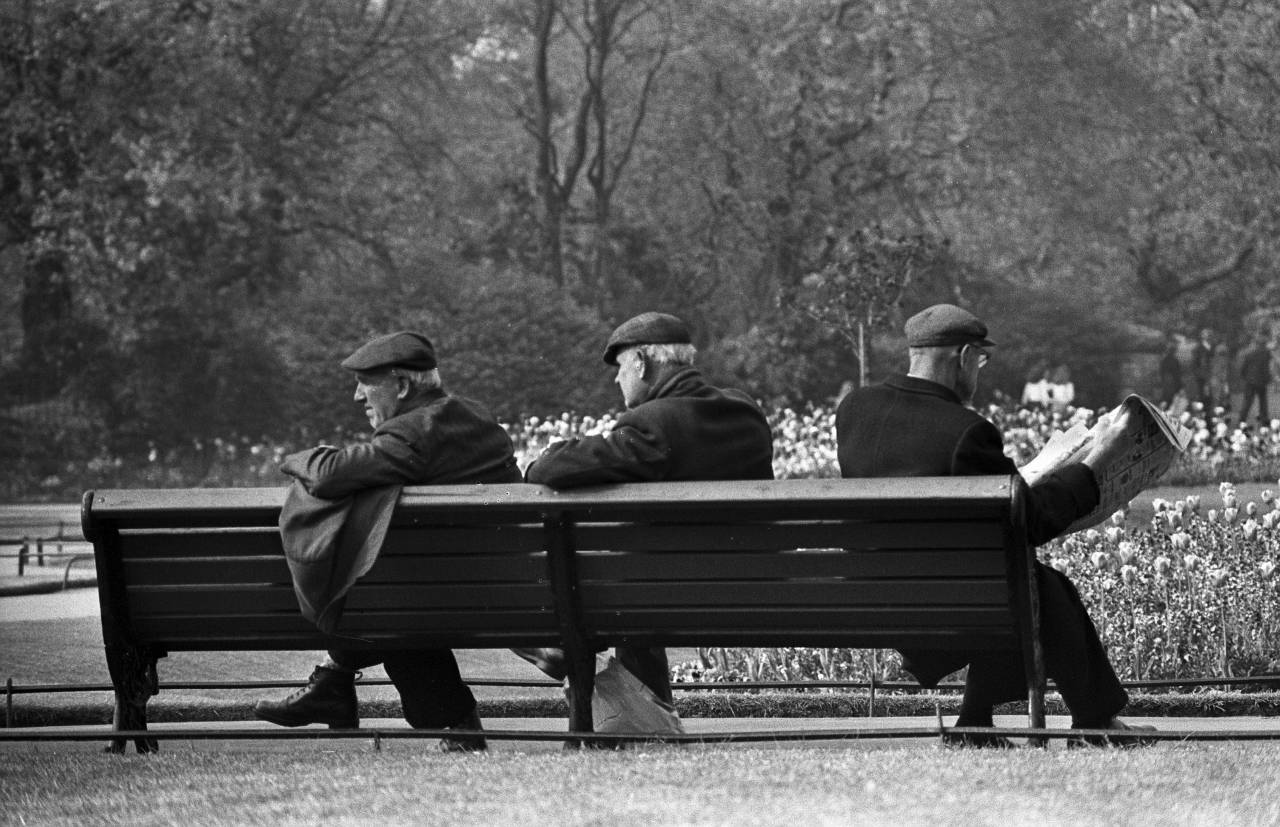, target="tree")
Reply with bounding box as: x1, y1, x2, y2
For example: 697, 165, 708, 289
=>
792, 226, 945, 388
